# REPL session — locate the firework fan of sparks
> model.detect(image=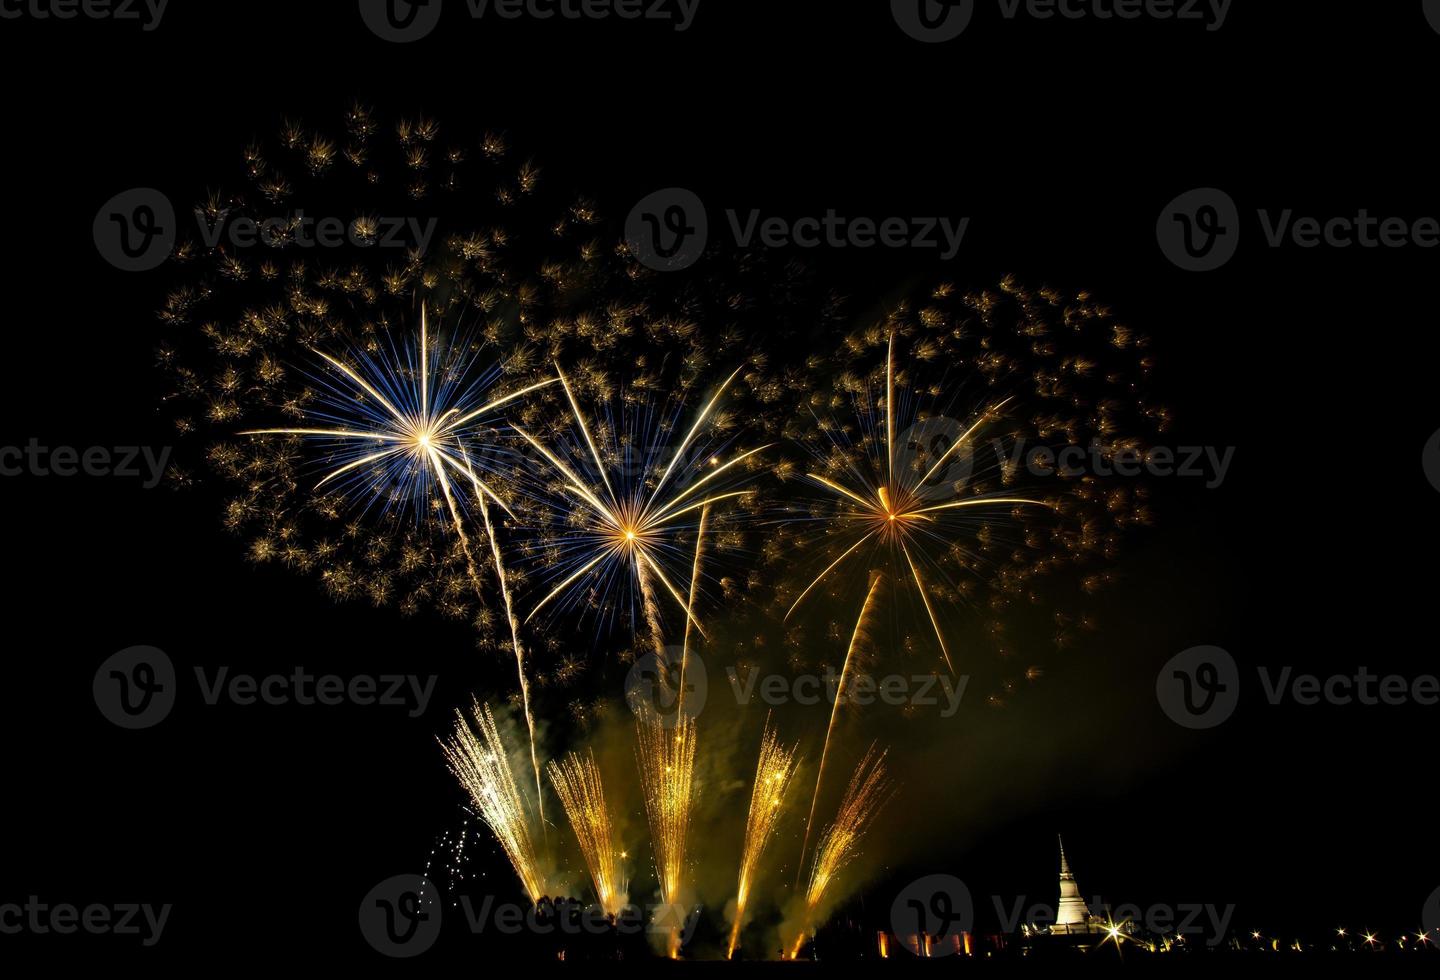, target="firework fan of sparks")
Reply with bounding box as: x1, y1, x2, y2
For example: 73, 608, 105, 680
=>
635, 717, 698, 957
547, 749, 629, 918
790, 743, 893, 958
727, 718, 802, 959
441, 701, 549, 903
